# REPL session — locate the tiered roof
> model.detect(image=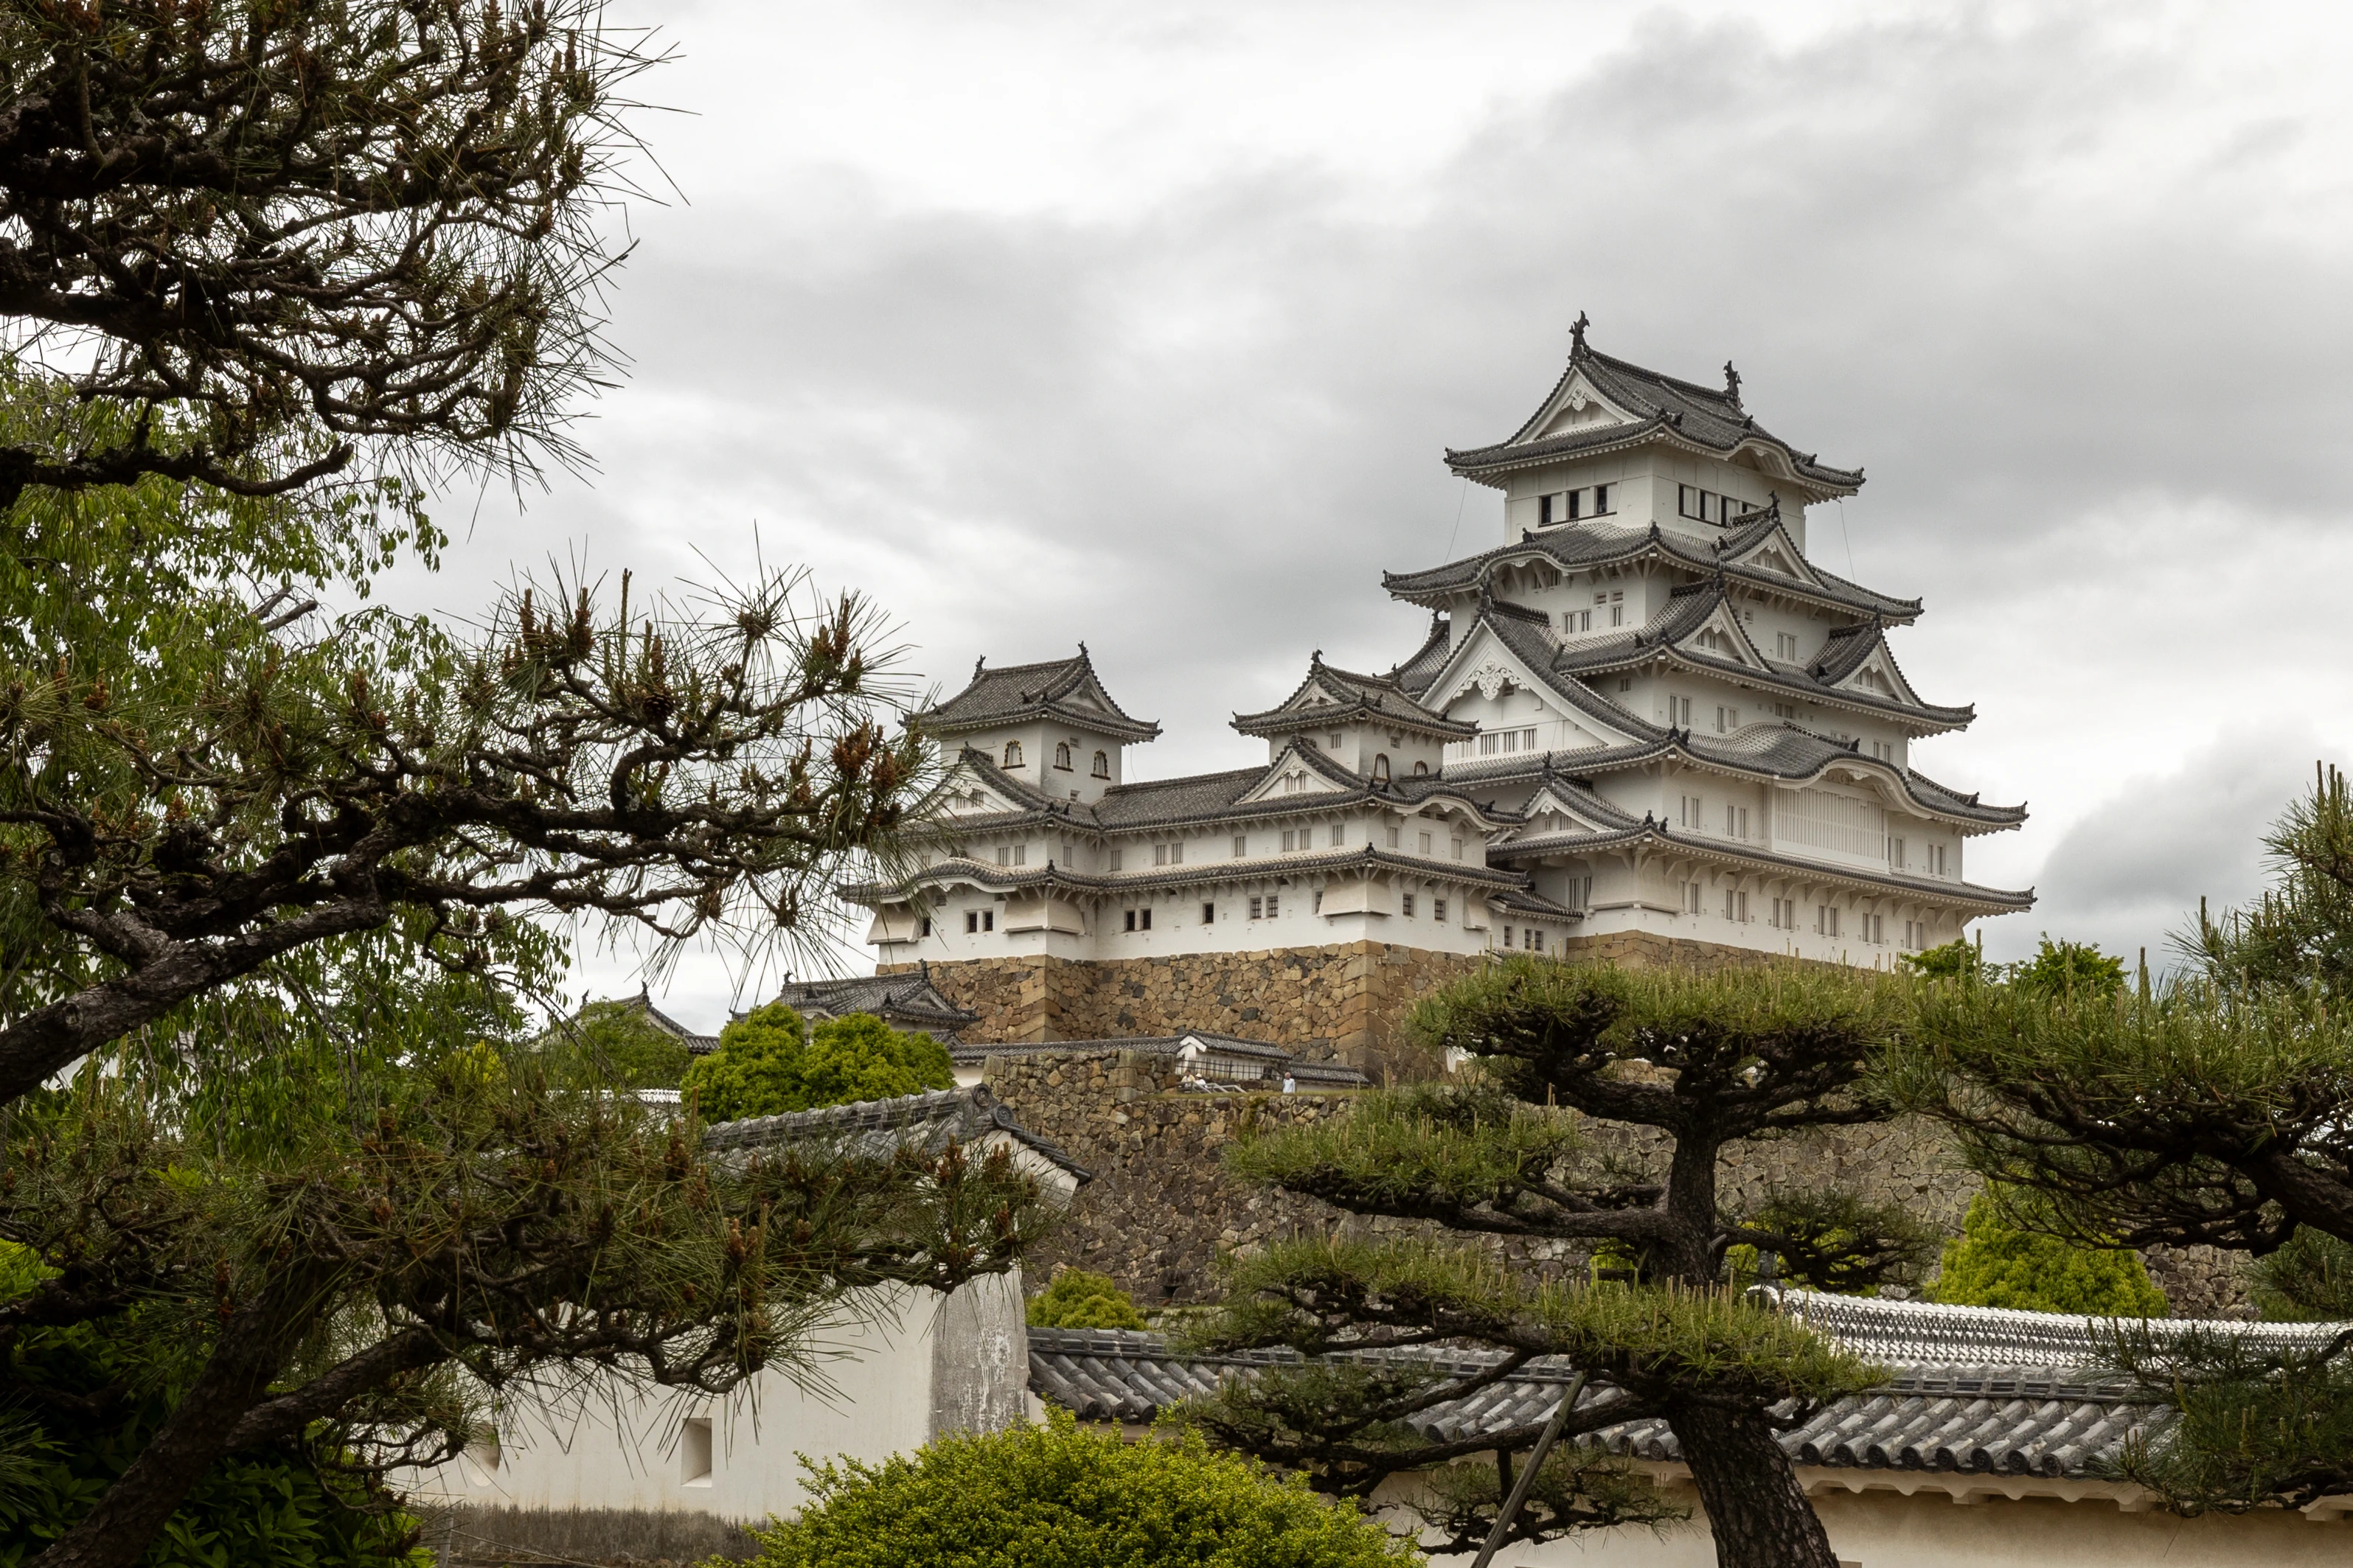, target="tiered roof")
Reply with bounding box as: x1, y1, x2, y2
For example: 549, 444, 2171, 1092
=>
920, 647, 1161, 742
1411, 604, 2015, 822
1443, 318, 1863, 497
1383, 508, 1920, 624
703, 1084, 1091, 1185
768, 969, 981, 1039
